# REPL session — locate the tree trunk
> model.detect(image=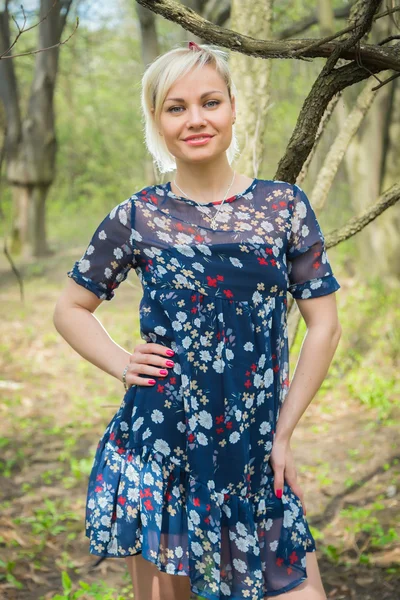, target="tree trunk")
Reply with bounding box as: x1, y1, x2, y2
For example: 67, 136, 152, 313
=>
0, 1, 72, 258
229, 0, 274, 177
